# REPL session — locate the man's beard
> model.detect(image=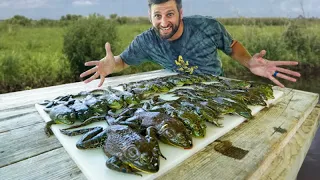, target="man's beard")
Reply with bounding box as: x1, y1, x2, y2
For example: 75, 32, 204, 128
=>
153, 18, 181, 40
